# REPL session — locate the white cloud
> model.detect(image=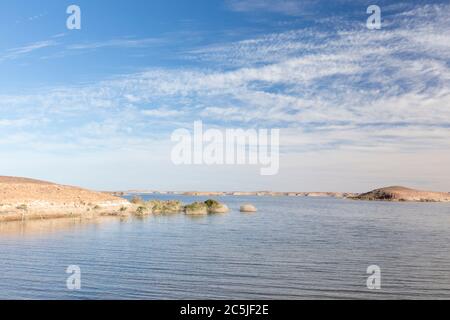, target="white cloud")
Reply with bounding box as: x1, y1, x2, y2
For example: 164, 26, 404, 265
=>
142, 107, 185, 118
1, 3, 449, 190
